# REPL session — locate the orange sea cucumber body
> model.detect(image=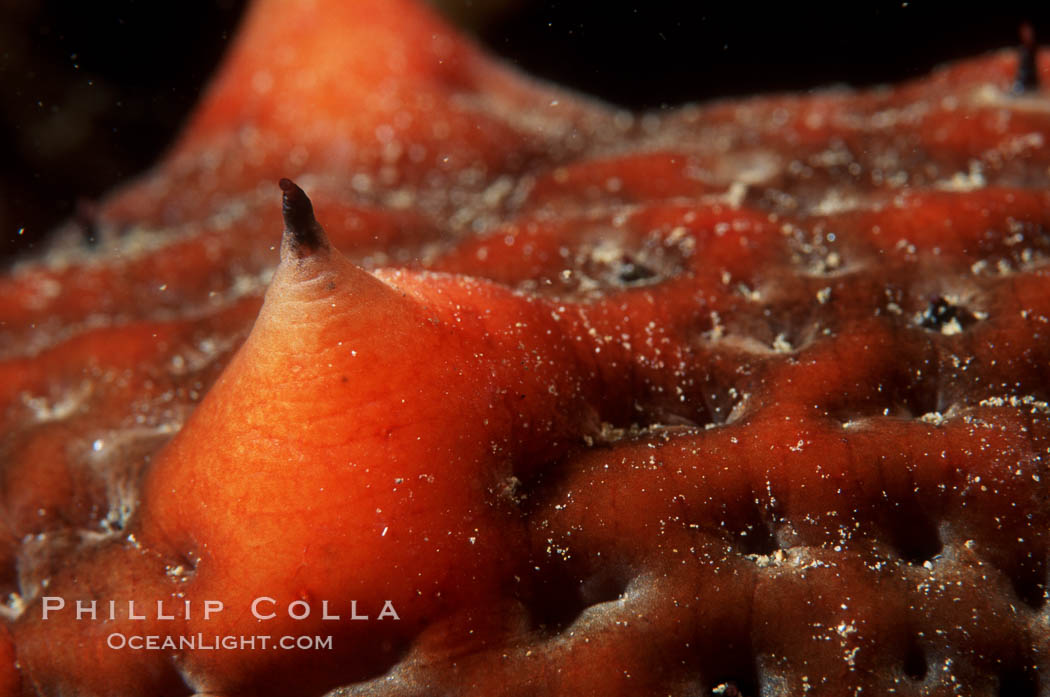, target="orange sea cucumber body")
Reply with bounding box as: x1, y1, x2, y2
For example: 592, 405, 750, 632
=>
2, 1, 1050, 695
